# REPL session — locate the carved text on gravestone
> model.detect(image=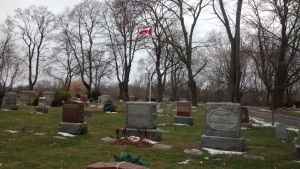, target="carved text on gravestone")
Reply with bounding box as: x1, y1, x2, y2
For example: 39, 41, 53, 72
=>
207, 109, 238, 130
